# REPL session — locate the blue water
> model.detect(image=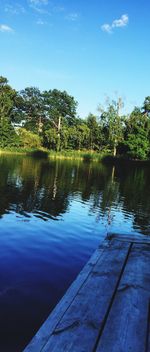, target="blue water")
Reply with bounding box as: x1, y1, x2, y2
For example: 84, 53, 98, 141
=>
0, 156, 149, 351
